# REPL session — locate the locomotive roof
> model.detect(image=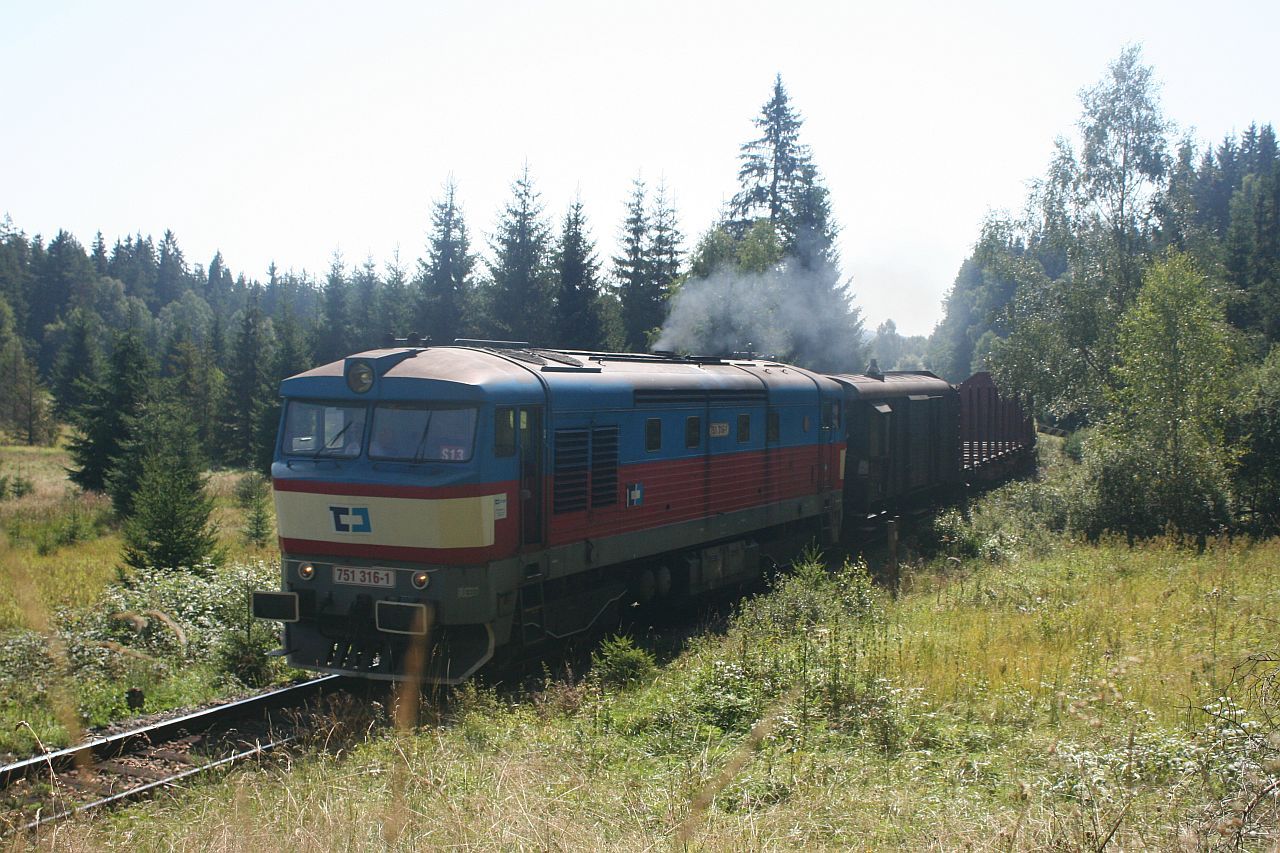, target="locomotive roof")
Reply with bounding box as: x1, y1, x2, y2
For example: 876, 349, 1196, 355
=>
828, 371, 954, 400
280, 345, 841, 403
